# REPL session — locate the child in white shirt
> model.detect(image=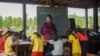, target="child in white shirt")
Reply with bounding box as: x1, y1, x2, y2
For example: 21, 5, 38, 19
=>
48, 35, 66, 56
